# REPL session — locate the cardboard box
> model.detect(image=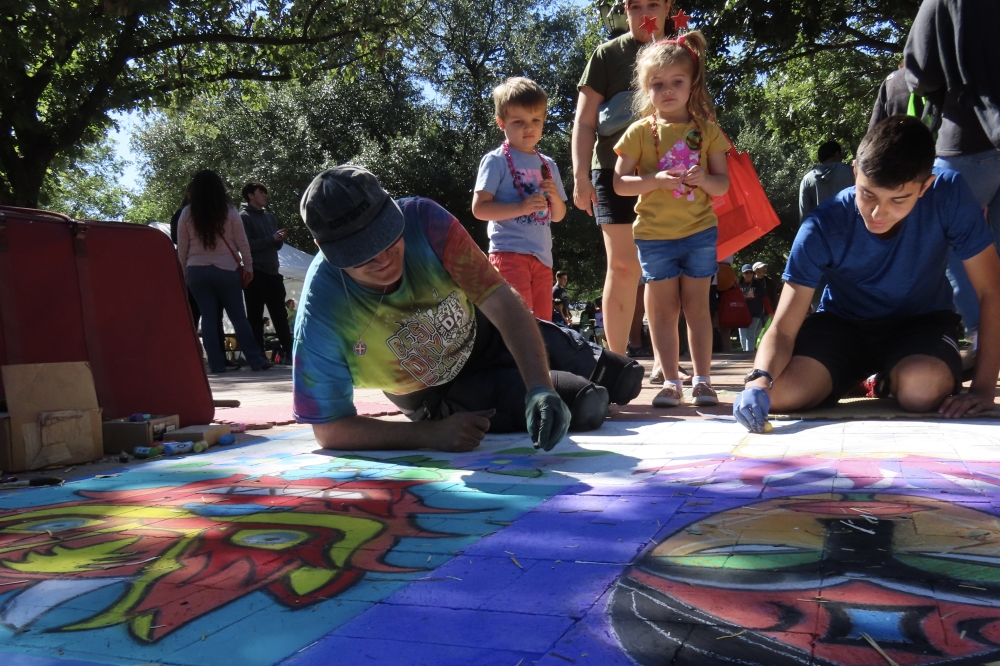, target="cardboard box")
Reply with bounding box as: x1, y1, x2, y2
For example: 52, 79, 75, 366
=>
161, 423, 231, 446
102, 415, 180, 454
1, 363, 104, 472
